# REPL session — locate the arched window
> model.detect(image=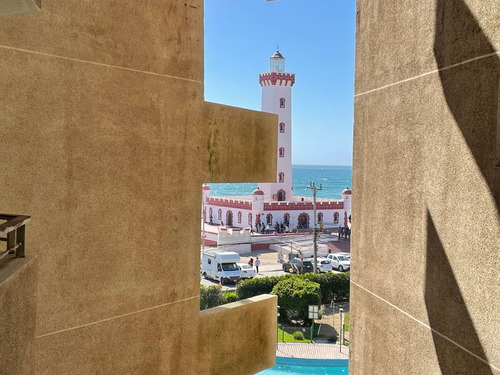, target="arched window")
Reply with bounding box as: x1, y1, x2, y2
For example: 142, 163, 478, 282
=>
277, 189, 286, 201
283, 213, 290, 224
279, 147, 285, 158
279, 122, 285, 133
248, 213, 253, 226
318, 212, 323, 223
238, 211, 242, 224
266, 213, 273, 225
218, 209, 222, 220
334, 212, 339, 224
279, 97, 286, 108
279, 172, 285, 183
